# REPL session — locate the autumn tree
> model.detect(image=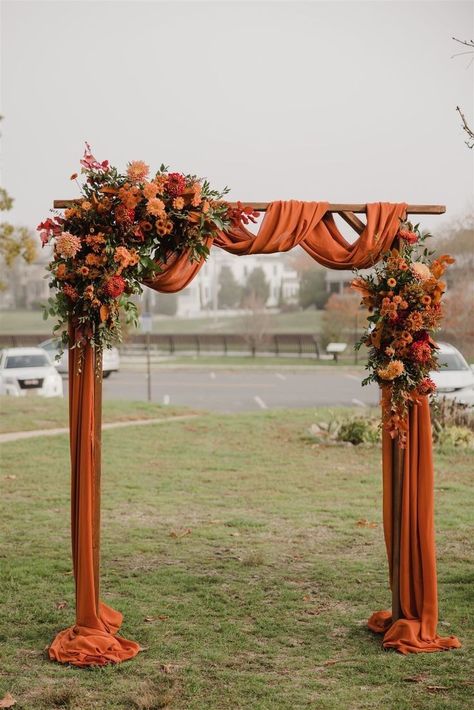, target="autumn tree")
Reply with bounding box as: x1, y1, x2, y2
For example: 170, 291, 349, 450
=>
321, 292, 367, 348
0, 118, 37, 290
